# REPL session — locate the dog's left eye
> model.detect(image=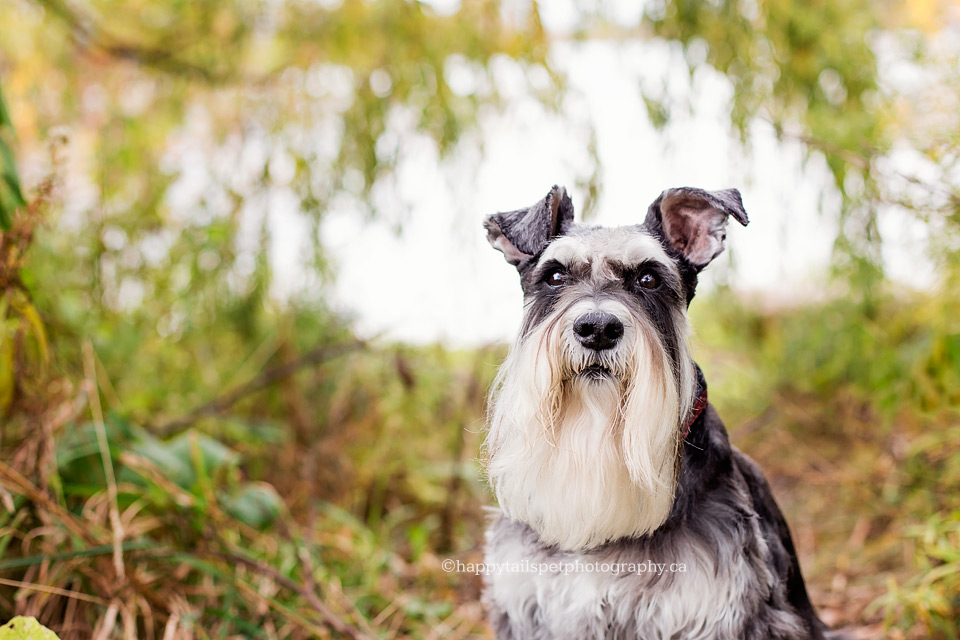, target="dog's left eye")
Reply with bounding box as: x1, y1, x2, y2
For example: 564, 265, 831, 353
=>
635, 271, 660, 289
544, 268, 567, 287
